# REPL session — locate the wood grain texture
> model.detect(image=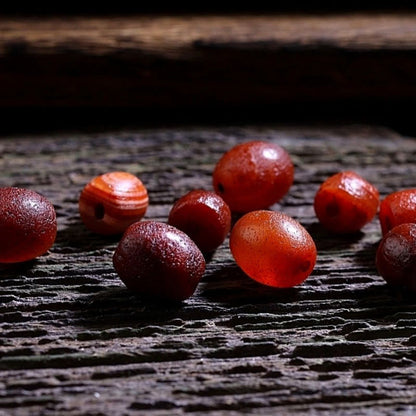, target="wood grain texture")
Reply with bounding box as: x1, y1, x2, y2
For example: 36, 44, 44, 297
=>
0, 125, 416, 415
1, 14, 416, 108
